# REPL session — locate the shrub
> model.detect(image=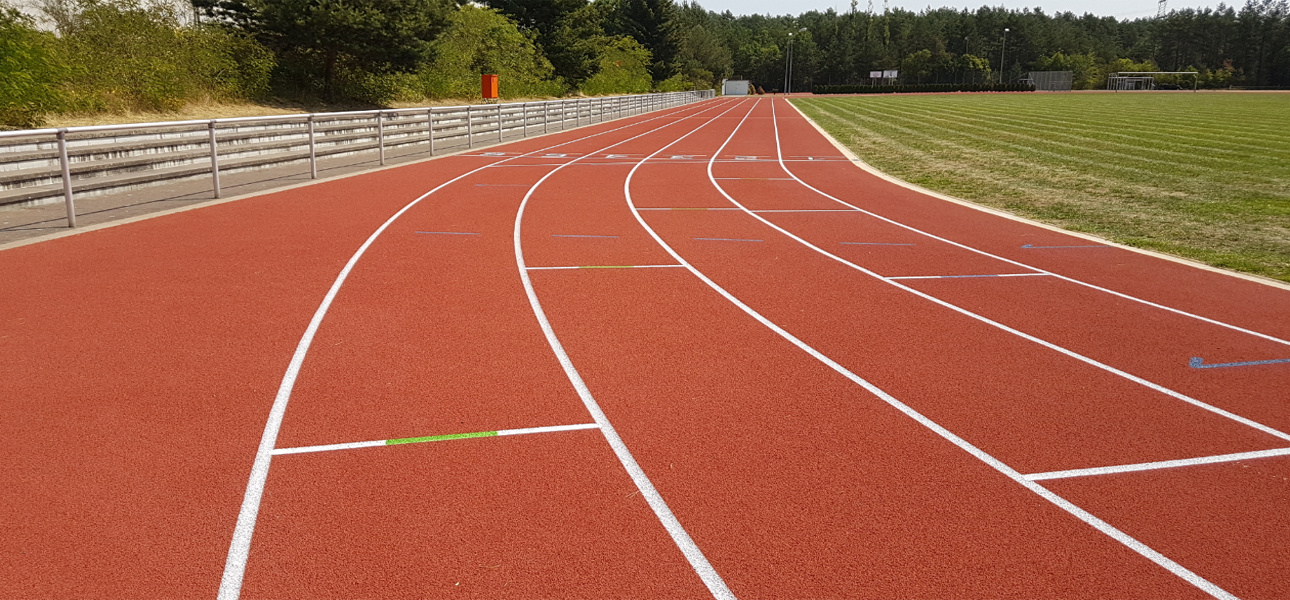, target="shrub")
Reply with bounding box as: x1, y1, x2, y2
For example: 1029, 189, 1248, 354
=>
0, 7, 63, 127
419, 5, 564, 100
48, 0, 275, 113
580, 37, 652, 96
